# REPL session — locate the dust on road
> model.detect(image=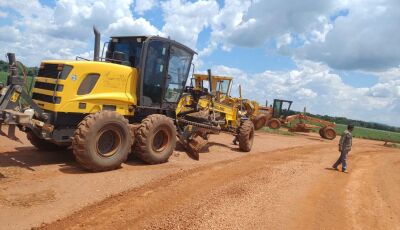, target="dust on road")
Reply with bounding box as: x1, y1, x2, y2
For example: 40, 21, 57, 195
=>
1, 129, 399, 230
